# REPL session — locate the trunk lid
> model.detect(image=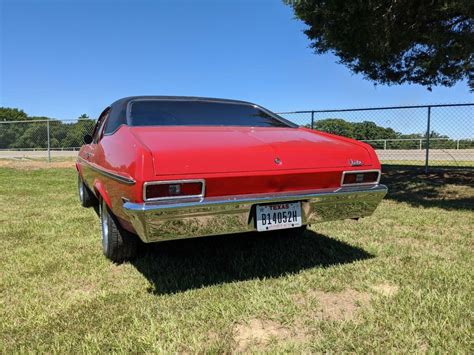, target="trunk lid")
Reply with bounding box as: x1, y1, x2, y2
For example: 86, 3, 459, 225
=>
129, 126, 372, 176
